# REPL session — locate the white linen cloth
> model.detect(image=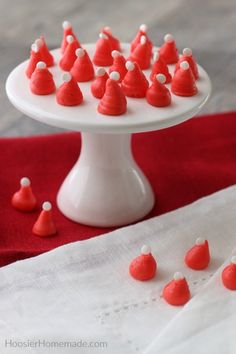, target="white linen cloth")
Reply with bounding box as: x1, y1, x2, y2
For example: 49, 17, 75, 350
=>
0, 186, 236, 354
